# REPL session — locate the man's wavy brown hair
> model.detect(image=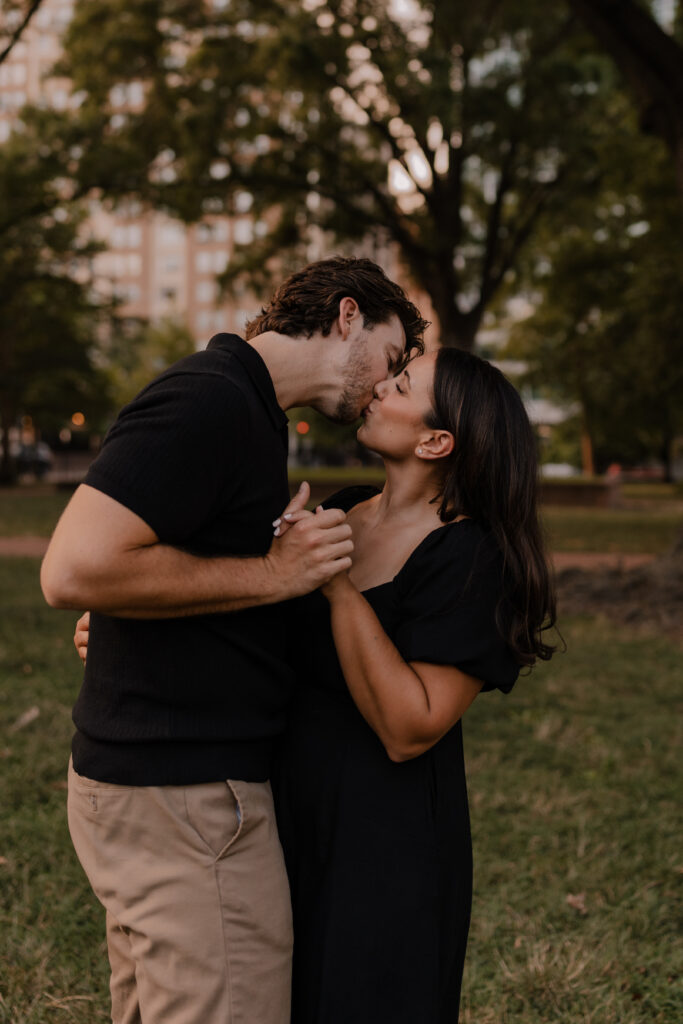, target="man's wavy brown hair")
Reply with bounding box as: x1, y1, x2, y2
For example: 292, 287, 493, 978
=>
245, 256, 429, 361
